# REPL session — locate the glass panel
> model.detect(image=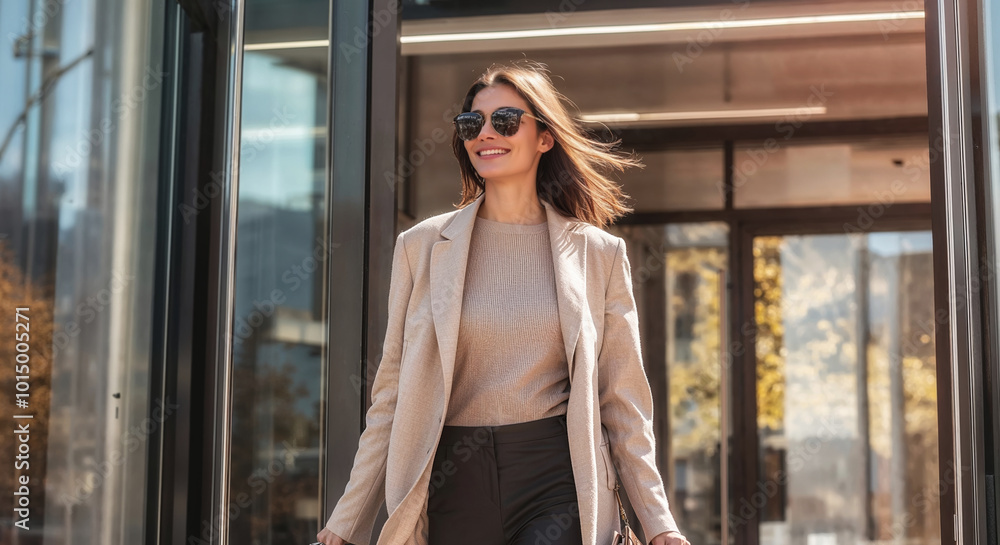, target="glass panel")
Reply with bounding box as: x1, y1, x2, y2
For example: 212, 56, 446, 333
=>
0, 0, 167, 543
402, 12, 927, 221
981, 0, 1000, 489
628, 149, 725, 212
753, 232, 939, 545
619, 223, 728, 545
228, 1, 330, 544
733, 137, 931, 208
665, 223, 728, 545
733, 136, 931, 208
